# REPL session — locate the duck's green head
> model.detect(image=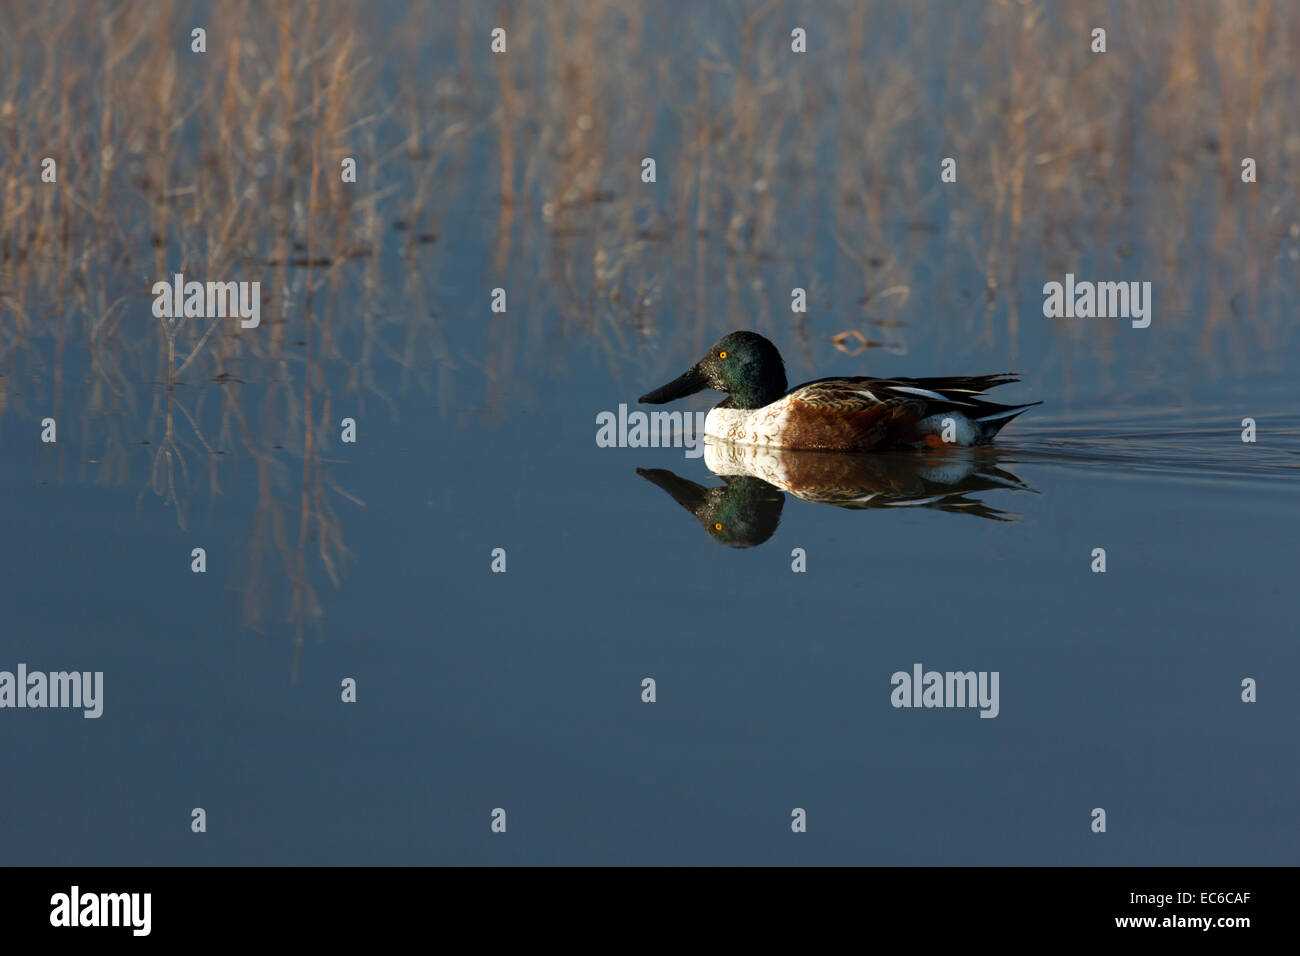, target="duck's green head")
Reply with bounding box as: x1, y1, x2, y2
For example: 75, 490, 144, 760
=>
639, 330, 787, 410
